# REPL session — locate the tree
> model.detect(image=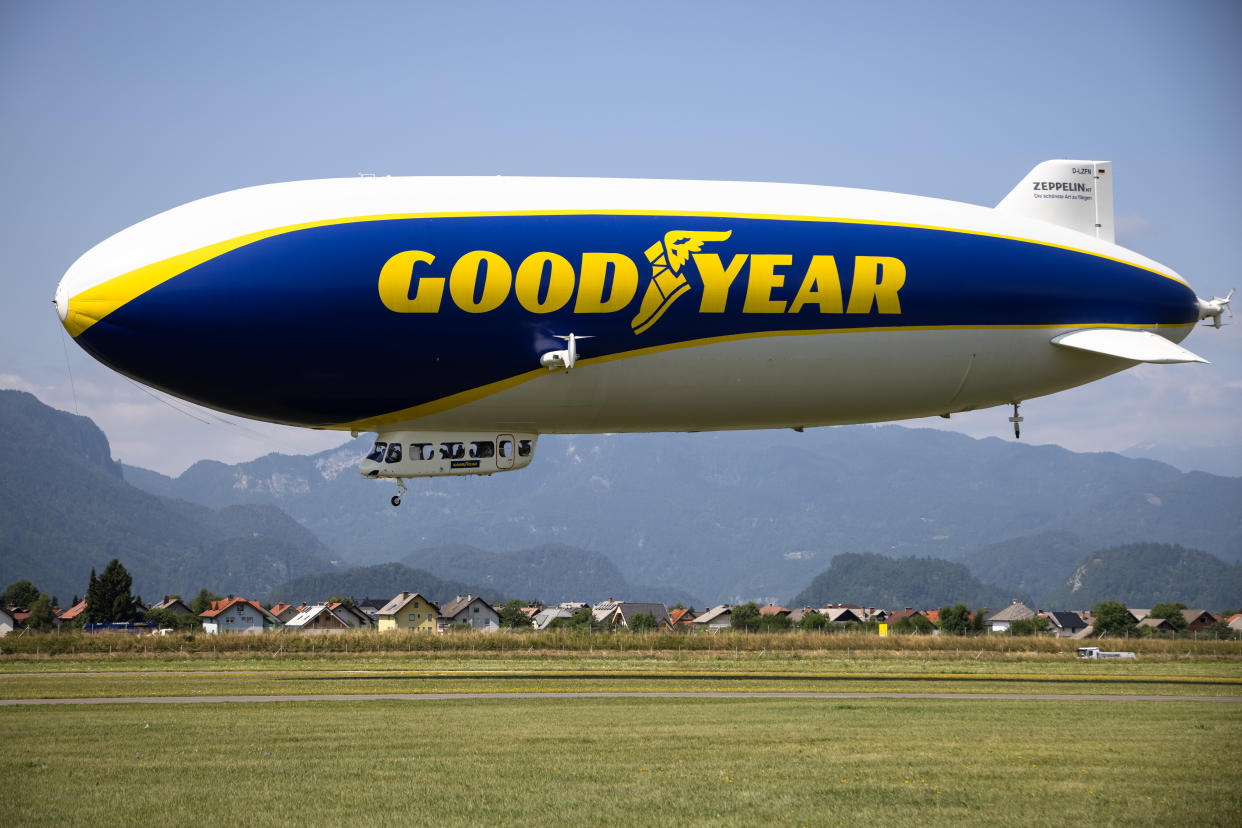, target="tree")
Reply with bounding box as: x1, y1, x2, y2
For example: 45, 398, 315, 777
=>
25, 593, 55, 631
730, 602, 760, 632
327, 596, 355, 608
1008, 616, 1050, 636
757, 613, 791, 632
499, 600, 530, 629
970, 608, 987, 634
938, 604, 973, 636
893, 613, 934, 634
628, 612, 657, 632
83, 560, 140, 624
189, 588, 222, 615
799, 611, 830, 631
1092, 601, 1137, 637
2, 580, 40, 608
1149, 602, 1189, 631
144, 607, 201, 631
